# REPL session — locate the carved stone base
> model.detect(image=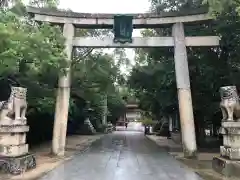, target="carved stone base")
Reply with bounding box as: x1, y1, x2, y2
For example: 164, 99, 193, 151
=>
0, 133, 26, 146
0, 153, 36, 175
223, 135, 240, 147
0, 144, 28, 157
0, 117, 27, 126
220, 146, 240, 160
212, 156, 240, 177
0, 125, 29, 133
